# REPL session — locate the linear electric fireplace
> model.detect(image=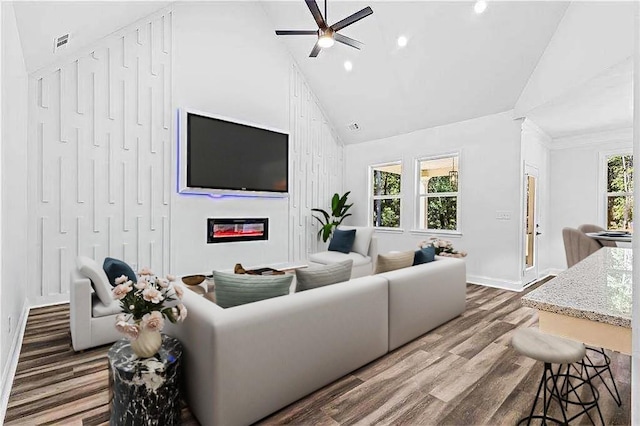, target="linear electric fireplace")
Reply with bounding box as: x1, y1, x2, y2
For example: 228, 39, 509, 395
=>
207, 218, 269, 244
